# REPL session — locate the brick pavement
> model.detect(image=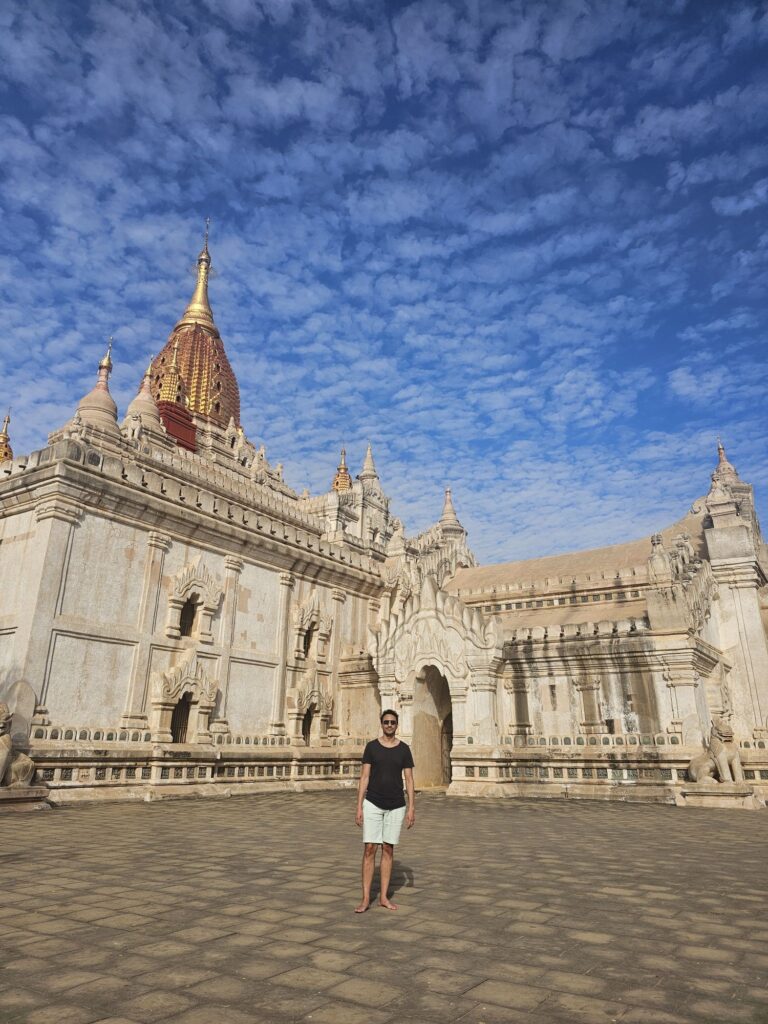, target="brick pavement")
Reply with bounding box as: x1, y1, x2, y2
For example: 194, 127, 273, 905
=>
2, 792, 768, 1024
